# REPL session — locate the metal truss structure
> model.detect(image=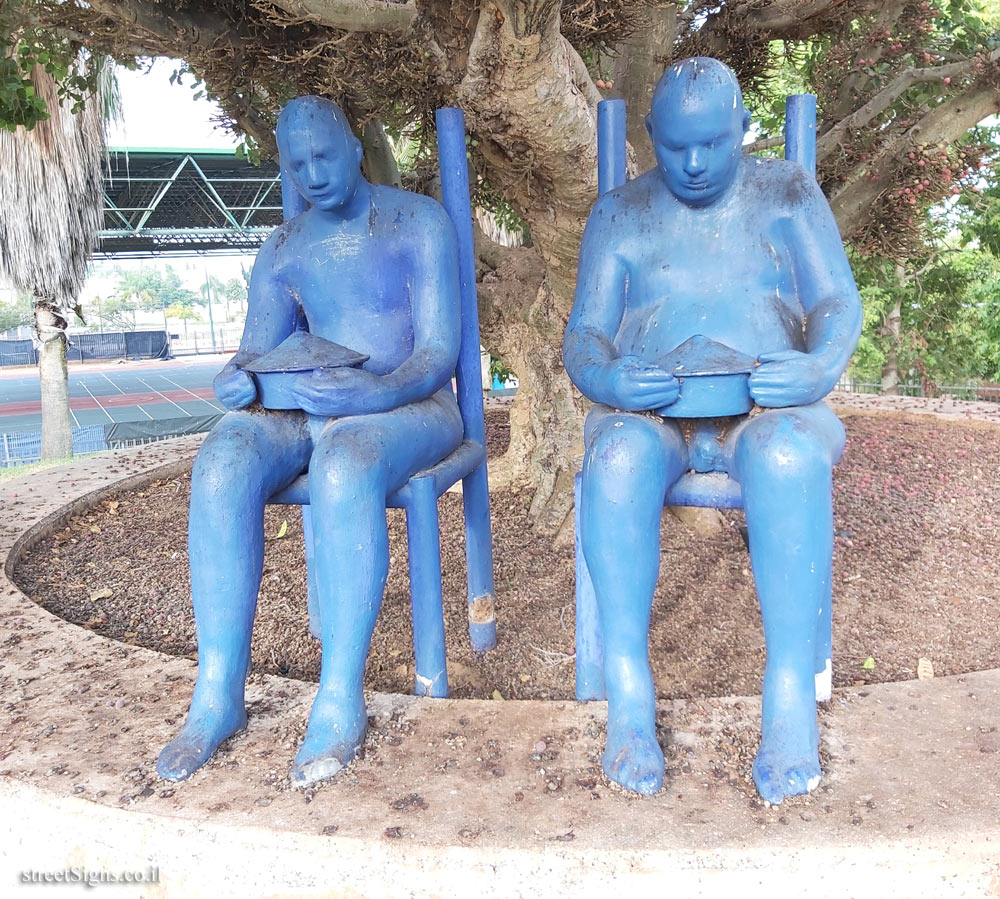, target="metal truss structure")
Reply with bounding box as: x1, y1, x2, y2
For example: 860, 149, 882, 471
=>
99, 148, 282, 257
